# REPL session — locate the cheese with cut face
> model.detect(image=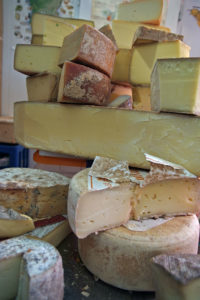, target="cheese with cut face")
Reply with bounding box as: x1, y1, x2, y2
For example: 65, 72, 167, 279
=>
78, 215, 199, 291
151, 58, 200, 115
132, 86, 151, 111
111, 49, 131, 84
0, 168, 70, 219
151, 254, 200, 300
14, 44, 61, 75
26, 73, 59, 102
108, 95, 133, 109
58, 61, 111, 105
0, 237, 64, 300
99, 24, 118, 52
0, 205, 34, 238
130, 41, 190, 85
58, 25, 116, 77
